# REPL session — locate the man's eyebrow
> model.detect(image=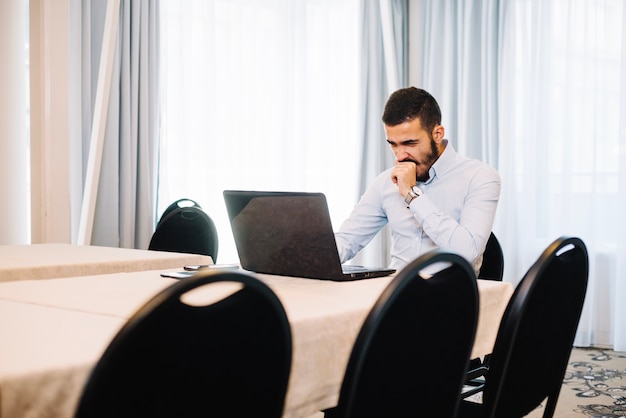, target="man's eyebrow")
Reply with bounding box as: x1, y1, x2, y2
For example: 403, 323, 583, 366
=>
386, 138, 419, 145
